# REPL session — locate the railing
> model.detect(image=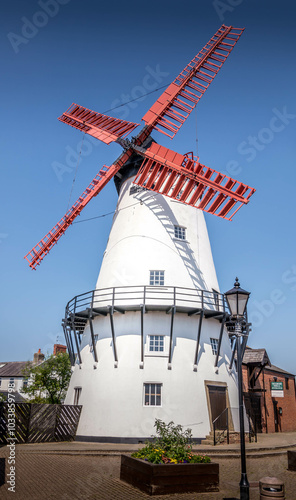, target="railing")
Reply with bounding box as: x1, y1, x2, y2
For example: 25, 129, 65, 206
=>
213, 407, 229, 446
212, 408, 256, 446
65, 285, 228, 319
